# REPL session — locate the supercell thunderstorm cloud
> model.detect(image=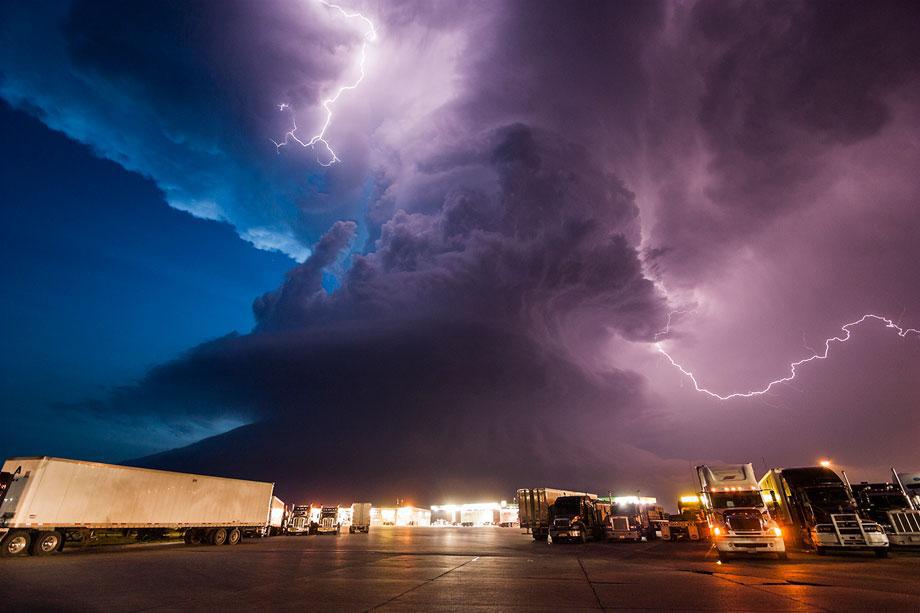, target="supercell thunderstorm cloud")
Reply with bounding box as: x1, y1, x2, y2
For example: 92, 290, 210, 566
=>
1, 0, 919, 504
